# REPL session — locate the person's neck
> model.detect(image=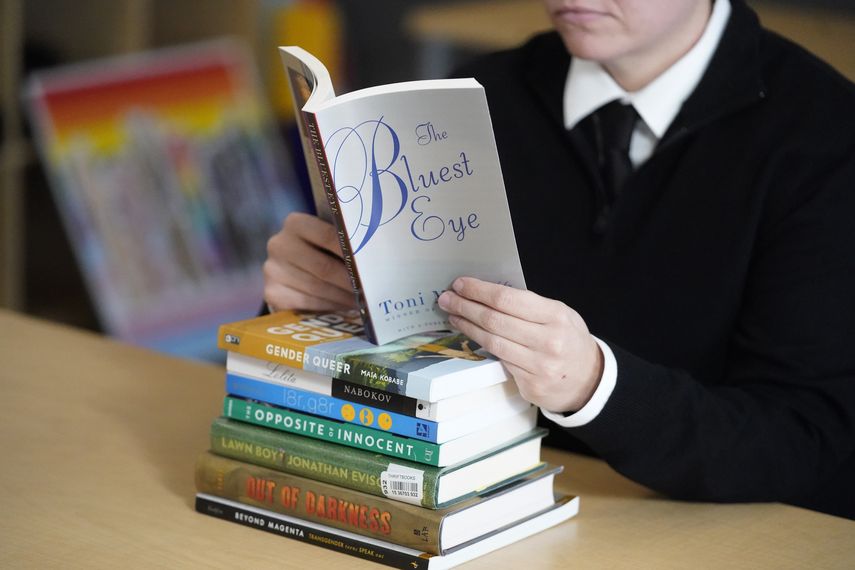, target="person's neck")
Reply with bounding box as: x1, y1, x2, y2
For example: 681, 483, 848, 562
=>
604, 2, 713, 92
